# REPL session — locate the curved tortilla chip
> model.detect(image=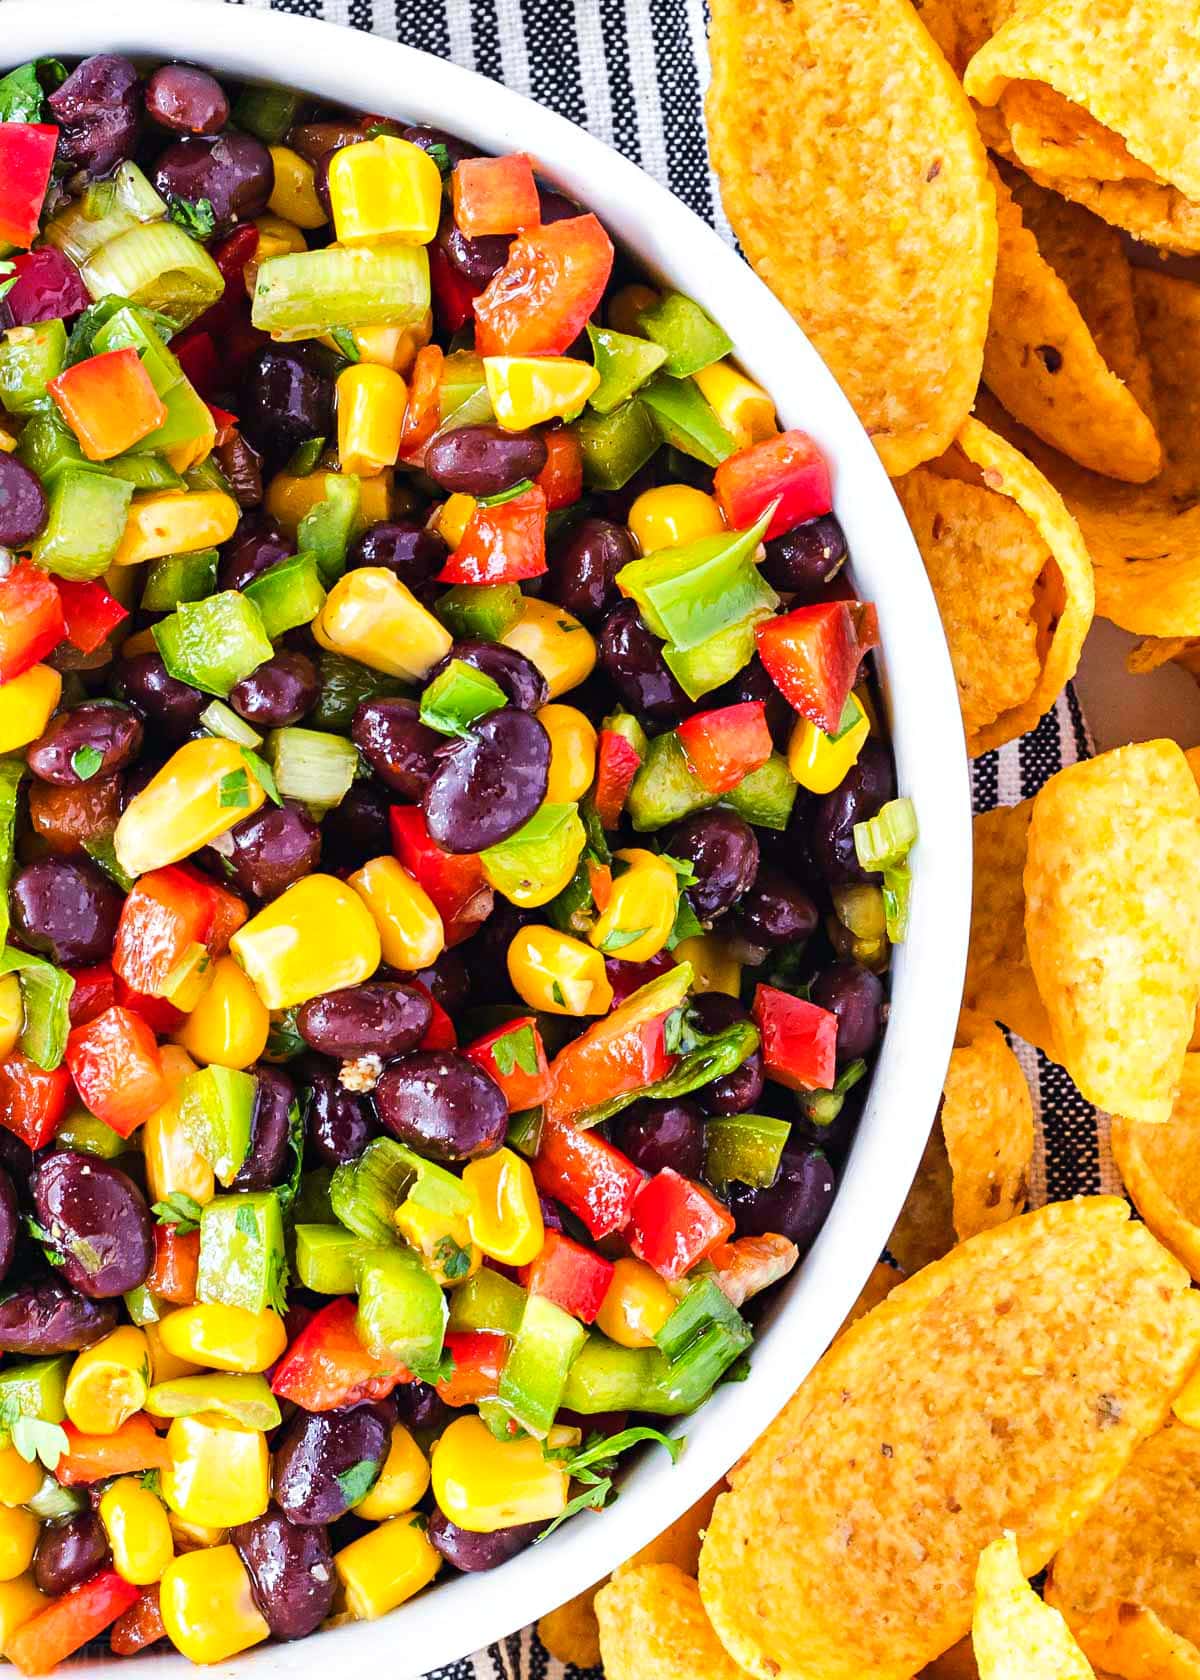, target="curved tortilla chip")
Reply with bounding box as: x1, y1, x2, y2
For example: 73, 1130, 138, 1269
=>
999, 83, 1160, 187
922, 1637, 982, 1680
596, 1564, 749, 1680
1025, 741, 1200, 1123
974, 1534, 1095, 1680
698, 1199, 1200, 1680
983, 168, 1159, 481
963, 800, 1057, 1054
1111, 1058, 1200, 1279
1048, 1425, 1200, 1659
894, 417, 1093, 753
1043, 1598, 1200, 1680
538, 1585, 603, 1669
706, 0, 997, 476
